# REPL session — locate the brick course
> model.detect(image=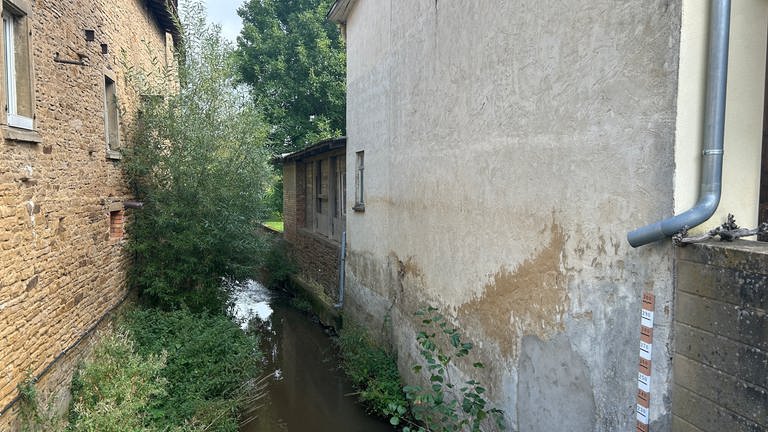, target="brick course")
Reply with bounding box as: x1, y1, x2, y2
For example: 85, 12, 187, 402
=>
0, 0, 174, 427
